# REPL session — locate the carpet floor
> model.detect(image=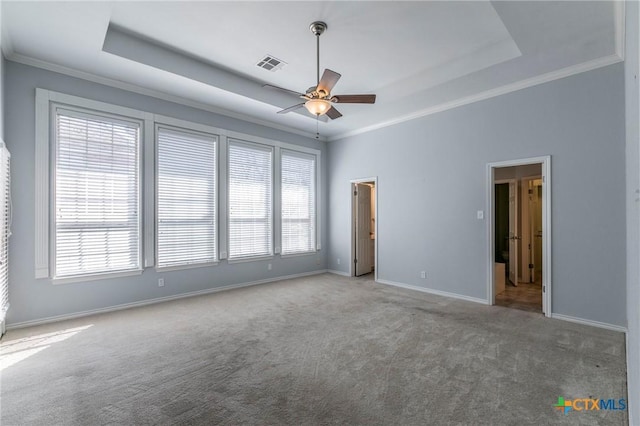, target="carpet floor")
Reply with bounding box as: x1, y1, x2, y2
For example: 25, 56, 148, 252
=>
0, 273, 628, 425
